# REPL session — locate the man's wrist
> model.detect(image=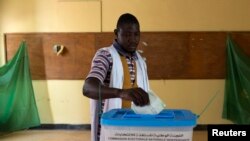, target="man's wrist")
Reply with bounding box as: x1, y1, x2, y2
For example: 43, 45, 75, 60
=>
116, 89, 123, 98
